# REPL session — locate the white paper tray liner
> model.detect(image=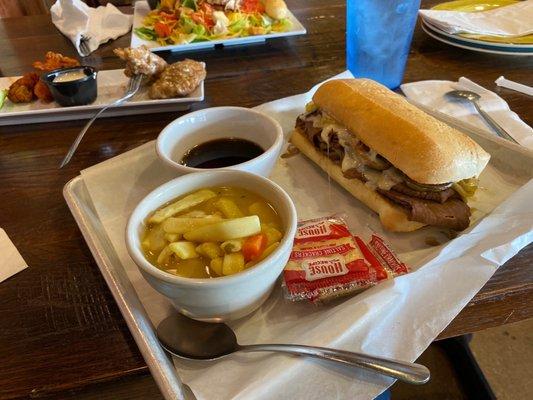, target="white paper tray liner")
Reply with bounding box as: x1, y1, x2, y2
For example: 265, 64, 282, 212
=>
80, 71, 533, 400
